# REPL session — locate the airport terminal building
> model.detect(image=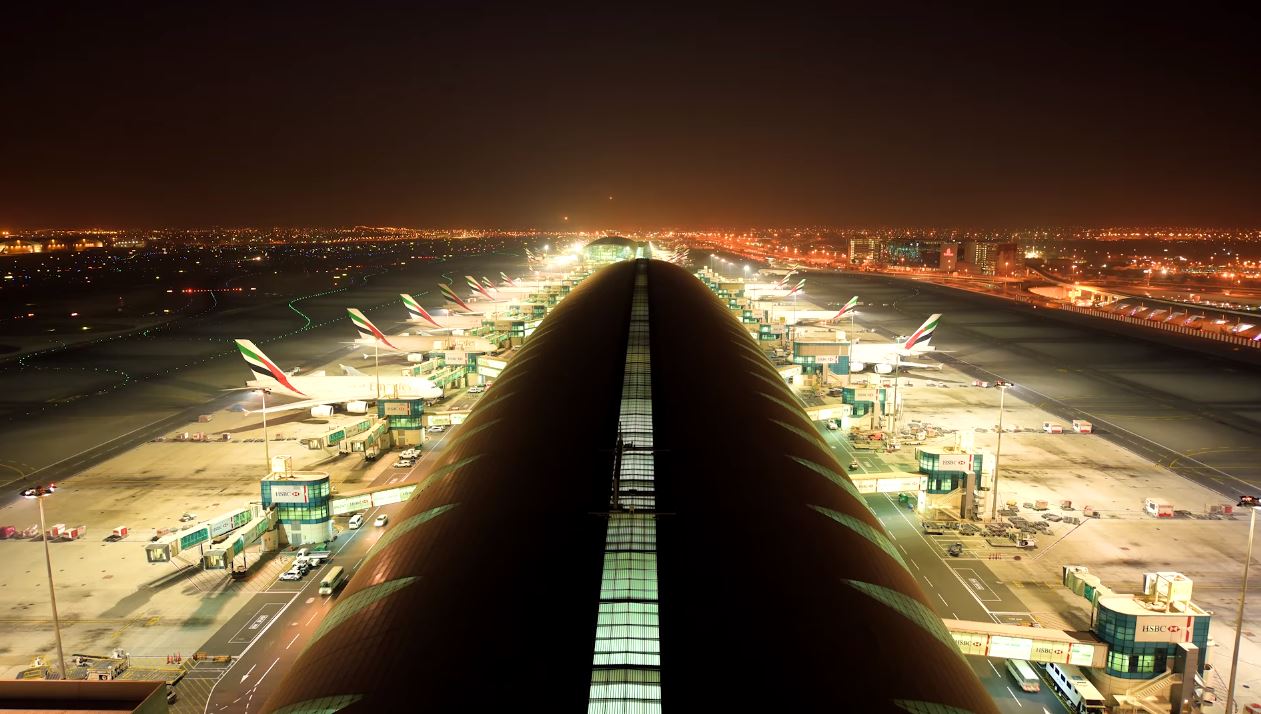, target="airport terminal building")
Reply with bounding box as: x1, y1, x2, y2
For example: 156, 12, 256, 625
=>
261, 259, 997, 713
